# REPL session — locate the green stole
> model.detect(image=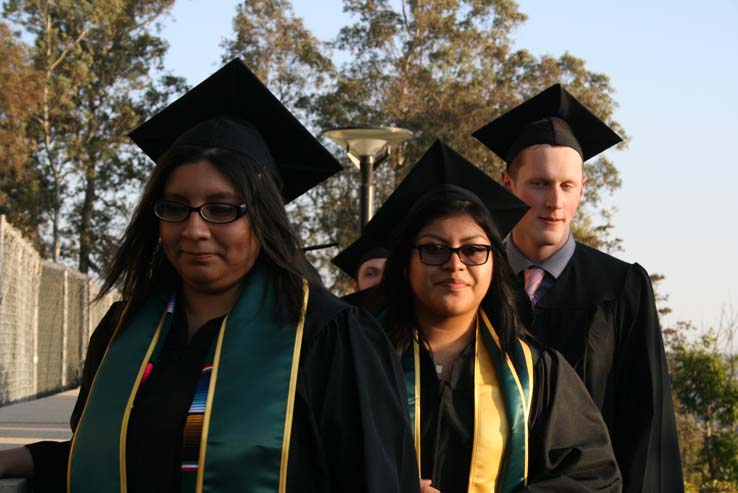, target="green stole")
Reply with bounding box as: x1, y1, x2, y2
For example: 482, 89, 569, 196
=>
402, 309, 534, 492
68, 266, 308, 493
